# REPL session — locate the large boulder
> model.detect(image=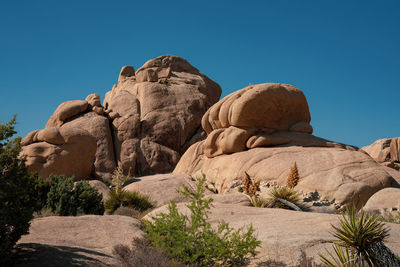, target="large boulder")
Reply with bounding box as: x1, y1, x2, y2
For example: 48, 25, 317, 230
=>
103, 55, 221, 176
363, 187, 400, 213
21, 127, 97, 179
21, 93, 115, 180
363, 137, 400, 170
174, 83, 400, 209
